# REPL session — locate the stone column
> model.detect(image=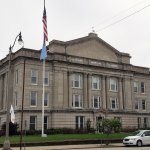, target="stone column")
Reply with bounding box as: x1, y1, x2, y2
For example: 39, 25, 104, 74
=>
101, 75, 106, 109
68, 72, 72, 108
83, 73, 88, 108
123, 77, 132, 111
53, 70, 58, 108
105, 76, 109, 109
63, 71, 68, 108
118, 78, 123, 110
88, 74, 92, 108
